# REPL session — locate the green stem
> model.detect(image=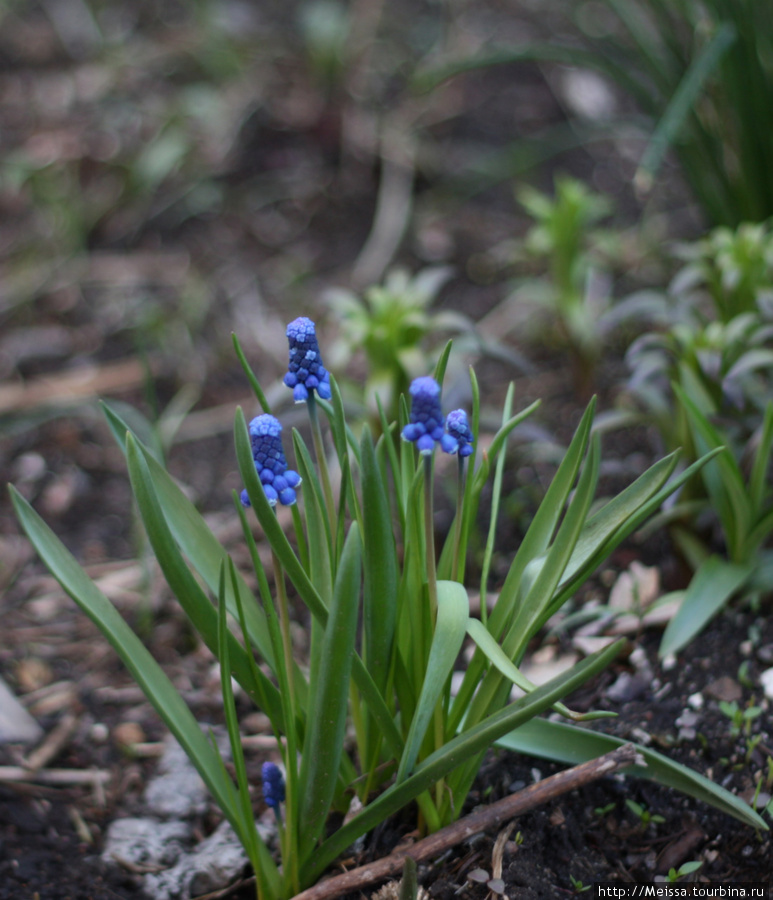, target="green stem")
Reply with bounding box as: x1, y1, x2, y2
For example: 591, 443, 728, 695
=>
451, 455, 466, 583
422, 453, 445, 811
423, 453, 438, 621
270, 546, 300, 895
307, 395, 337, 541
